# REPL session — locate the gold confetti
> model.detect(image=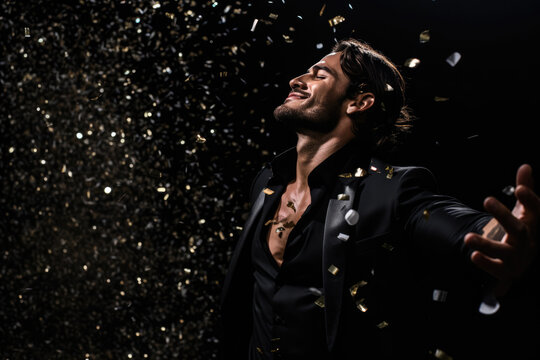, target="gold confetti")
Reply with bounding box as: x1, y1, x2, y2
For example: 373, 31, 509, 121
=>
423, 209, 430, 220
319, 4, 326, 16
286, 201, 296, 212
349, 280, 368, 297
337, 194, 350, 201
314, 295, 325, 308
354, 167, 367, 177
328, 264, 340, 275
263, 188, 274, 195
24, 27, 30, 37
381, 242, 394, 251
256, 347, 263, 354
376, 321, 389, 329
419, 29, 431, 43
385, 166, 394, 179
404, 58, 421, 68
434, 96, 450, 102
338, 173, 352, 178
328, 15, 345, 27
434, 349, 453, 360
282, 221, 295, 228
355, 298, 368, 312
385, 83, 394, 92
282, 34, 293, 43
195, 134, 206, 143
269, 13, 279, 20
